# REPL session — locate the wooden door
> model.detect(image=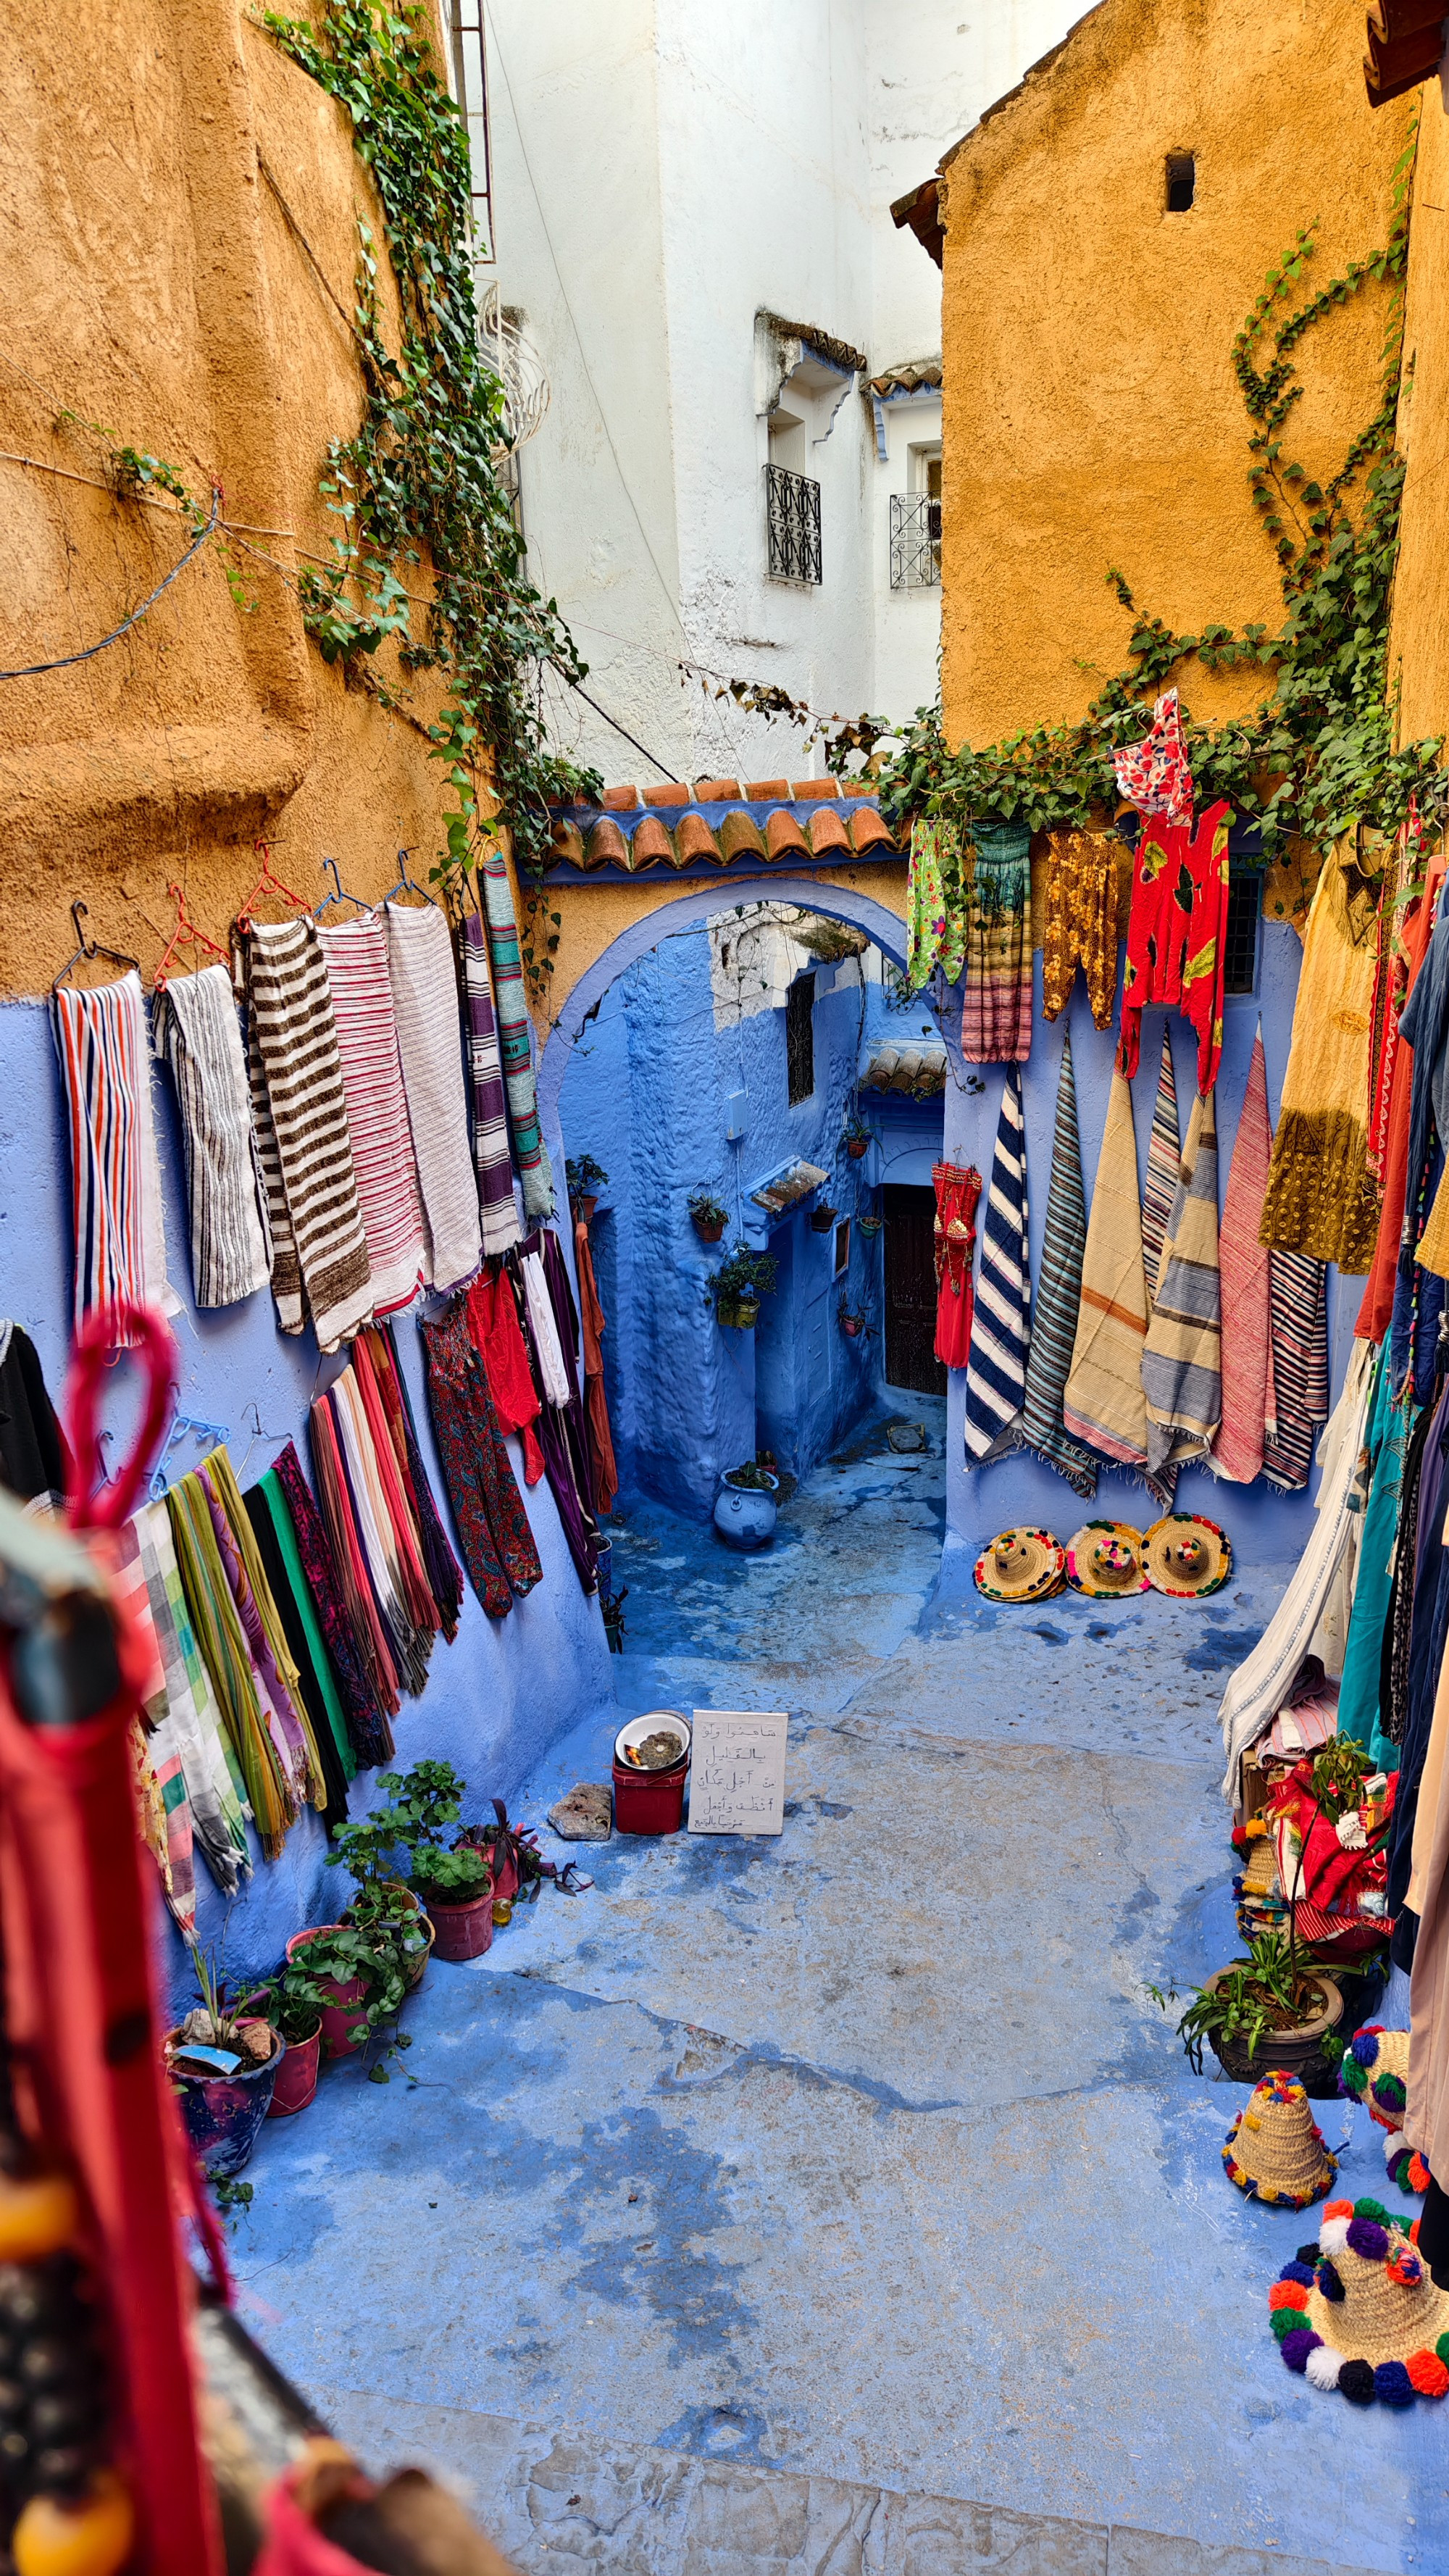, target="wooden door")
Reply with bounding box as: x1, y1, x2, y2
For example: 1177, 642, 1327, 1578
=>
883, 1185, 946, 1395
